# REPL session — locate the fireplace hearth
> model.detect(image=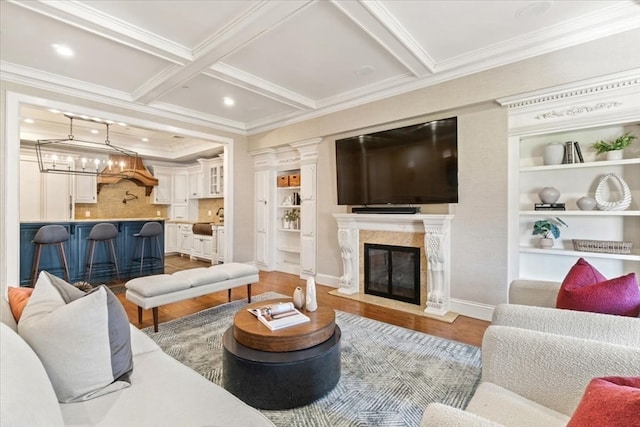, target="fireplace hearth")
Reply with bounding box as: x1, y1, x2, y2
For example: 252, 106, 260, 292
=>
364, 243, 420, 305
